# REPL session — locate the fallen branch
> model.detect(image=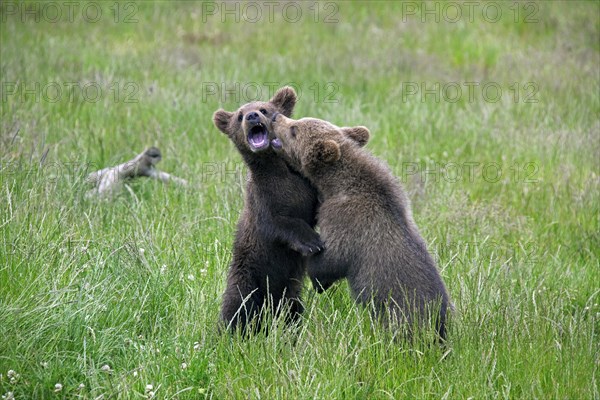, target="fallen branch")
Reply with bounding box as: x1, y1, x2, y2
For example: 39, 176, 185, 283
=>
86, 147, 187, 197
